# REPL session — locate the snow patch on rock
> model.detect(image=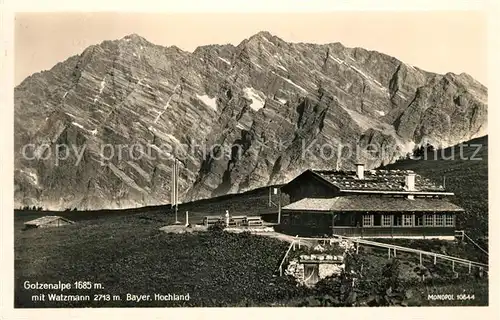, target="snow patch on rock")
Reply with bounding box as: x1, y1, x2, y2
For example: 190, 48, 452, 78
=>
350, 65, 369, 79
72, 122, 85, 130
277, 98, 287, 104
401, 141, 416, 154
277, 74, 307, 93
20, 169, 39, 185
261, 36, 274, 45
72, 122, 98, 135
243, 87, 266, 111
218, 57, 231, 65
332, 58, 386, 92
99, 78, 106, 94
154, 84, 181, 123
252, 61, 263, 69
148, 127, 183, 146
330, 56, 344, 64
277, 64, 288, 72
139, 81, 153, 89
196, 94, 217, 111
